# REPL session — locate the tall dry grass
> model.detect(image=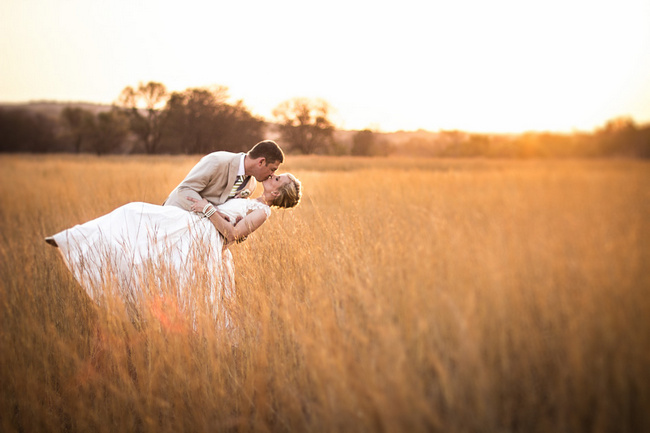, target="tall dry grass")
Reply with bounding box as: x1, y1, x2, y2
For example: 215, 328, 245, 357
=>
0, 154, 648, 432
